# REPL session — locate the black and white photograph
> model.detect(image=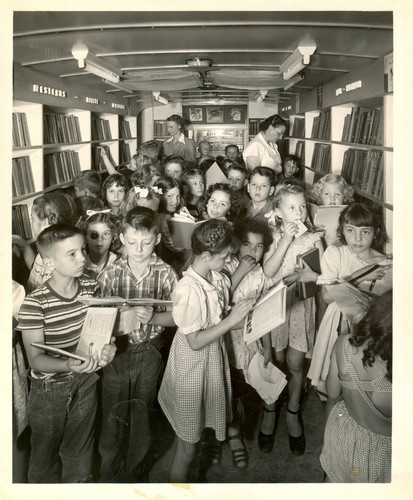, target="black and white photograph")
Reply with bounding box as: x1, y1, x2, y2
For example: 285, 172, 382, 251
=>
5, 5, 413, 498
